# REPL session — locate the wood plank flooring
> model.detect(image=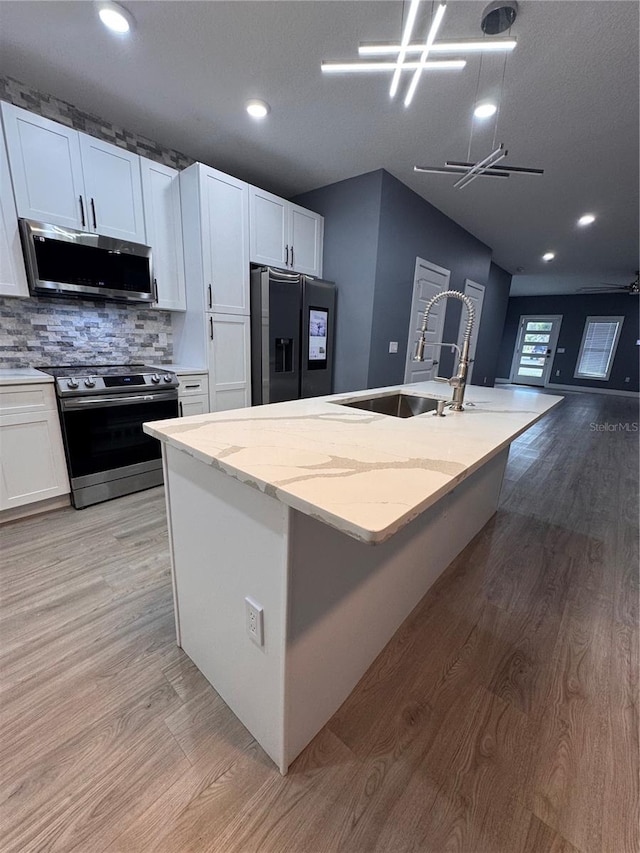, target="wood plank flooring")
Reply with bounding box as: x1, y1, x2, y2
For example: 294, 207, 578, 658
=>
1, 390, 637, 853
